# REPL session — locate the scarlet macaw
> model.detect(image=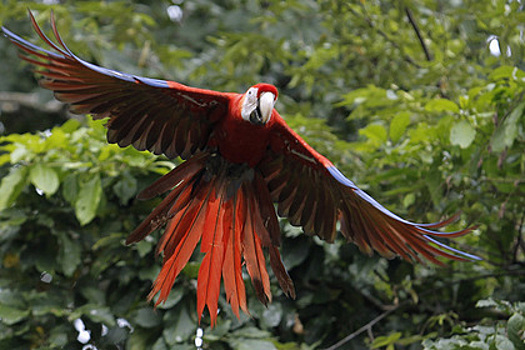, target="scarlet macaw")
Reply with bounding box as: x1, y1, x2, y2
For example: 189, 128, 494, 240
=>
2, 13, 479, 326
